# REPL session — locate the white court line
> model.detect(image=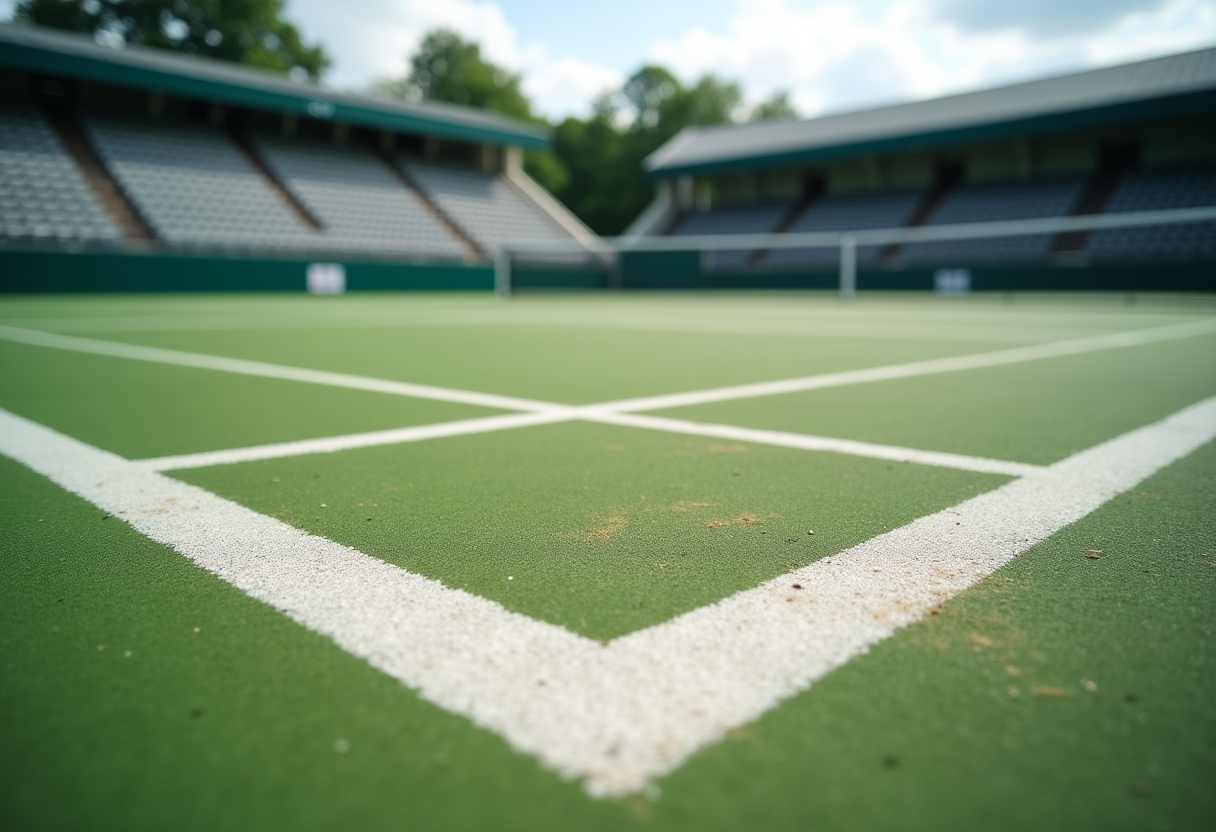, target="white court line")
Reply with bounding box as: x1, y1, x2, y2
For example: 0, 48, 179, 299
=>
598, 318, 1216, 413
136, 407, 1036, 476
582, 410, 1044, 478
0, 310, 1132, 344
7, 317, 1215, 477
133, 411, 573, 472
3, 398, 1214, 796
11, 316, 1207, 476
0, 324, 561, 415
4, 319, 1214, 422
